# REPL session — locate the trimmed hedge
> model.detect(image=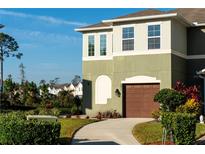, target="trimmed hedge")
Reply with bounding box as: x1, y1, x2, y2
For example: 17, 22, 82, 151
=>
0, 112, 61, 145
161, 112, 197, 145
